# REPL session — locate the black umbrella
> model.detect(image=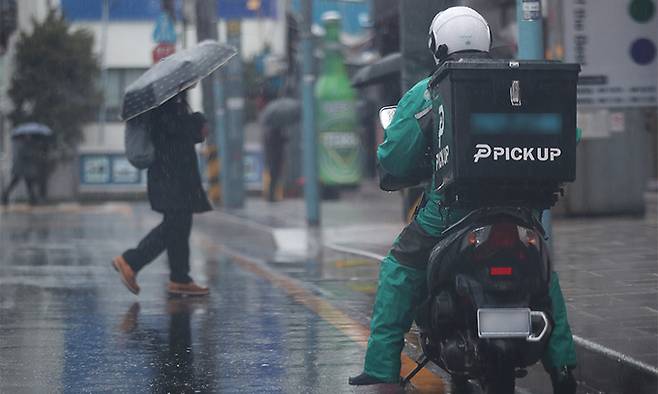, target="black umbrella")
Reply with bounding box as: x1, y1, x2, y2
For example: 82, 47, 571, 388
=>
260, 98, 301, 128
121, 40, 237, 121
351, 52, 402, 88
11, 122, 53, 138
